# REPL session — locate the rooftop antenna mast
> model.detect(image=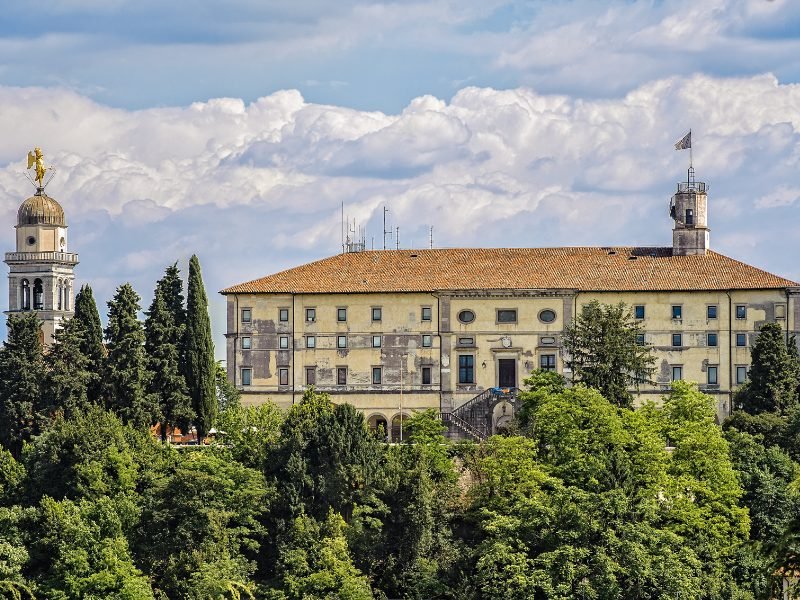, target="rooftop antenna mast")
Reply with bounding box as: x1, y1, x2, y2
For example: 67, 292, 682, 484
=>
429, 226, 433, 249
383, 206, 393, 250
395, 226, 400, 250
